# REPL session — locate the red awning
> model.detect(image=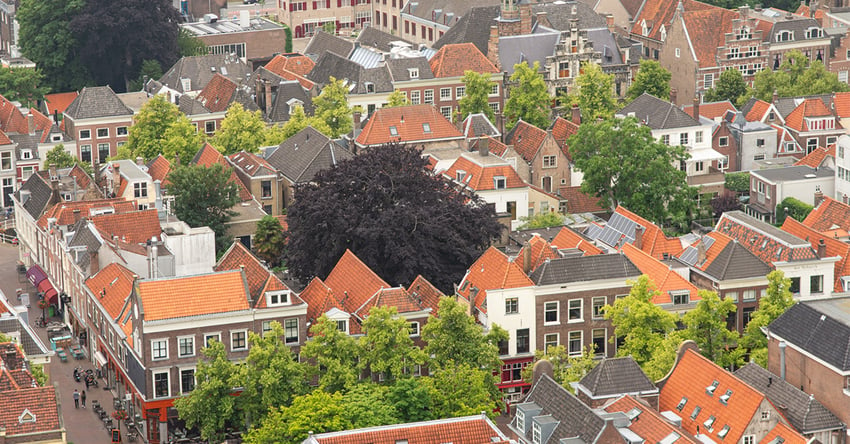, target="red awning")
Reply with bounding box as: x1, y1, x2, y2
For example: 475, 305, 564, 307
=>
37, 279, 53, 293
26, 265, 47, 286
44, 288, 58, 305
